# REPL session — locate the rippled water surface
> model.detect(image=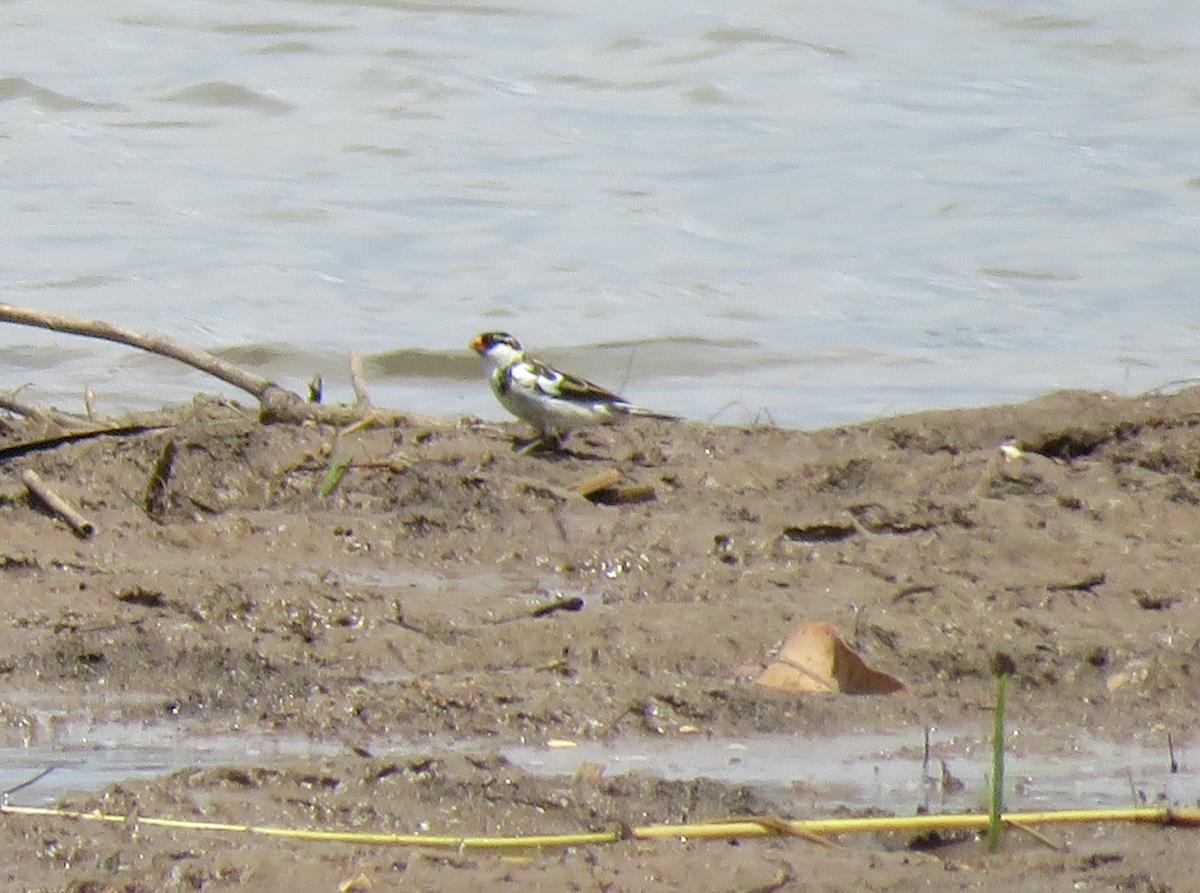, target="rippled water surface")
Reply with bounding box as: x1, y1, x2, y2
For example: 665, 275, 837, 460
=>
3, 0, 1200, 427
